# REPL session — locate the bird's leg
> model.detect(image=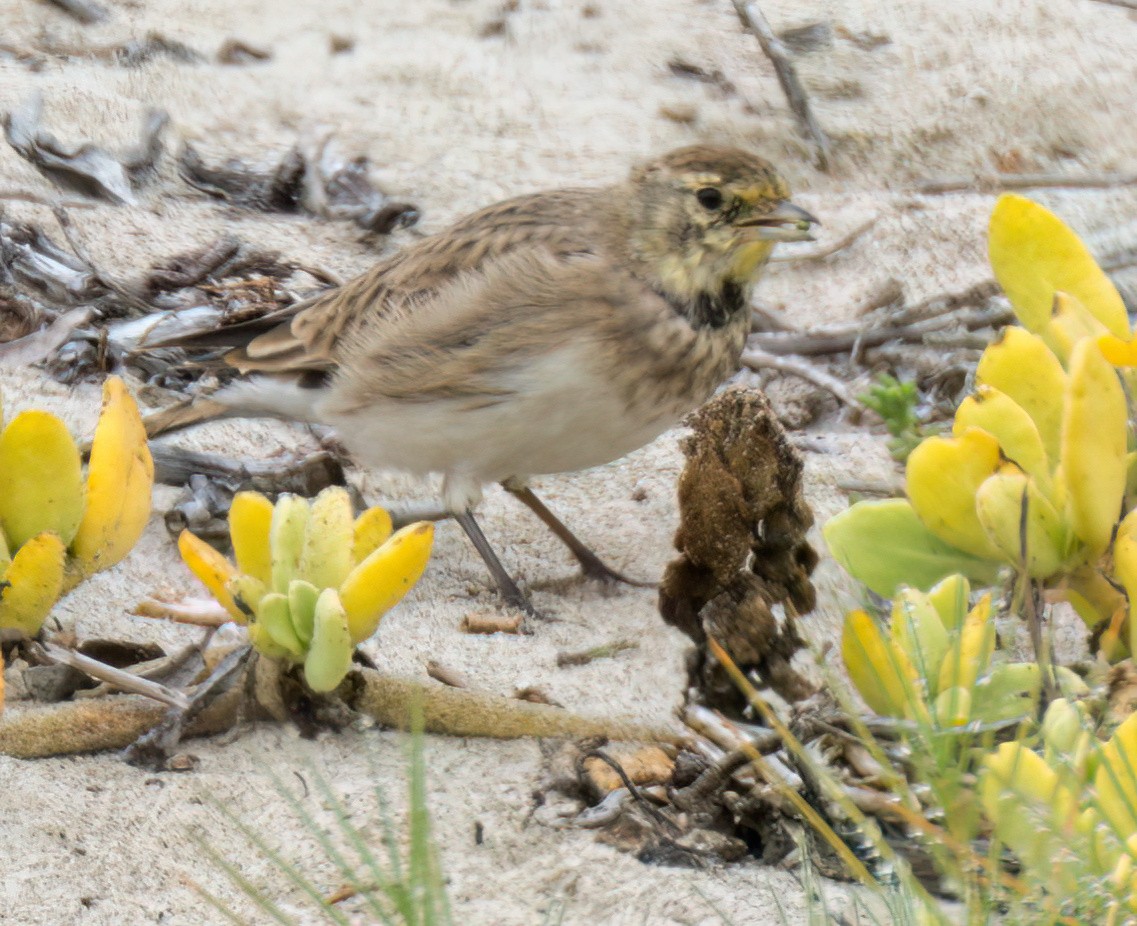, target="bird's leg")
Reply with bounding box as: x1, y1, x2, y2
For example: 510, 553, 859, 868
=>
502, 483, 654, 587
454, 510, 541, 619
